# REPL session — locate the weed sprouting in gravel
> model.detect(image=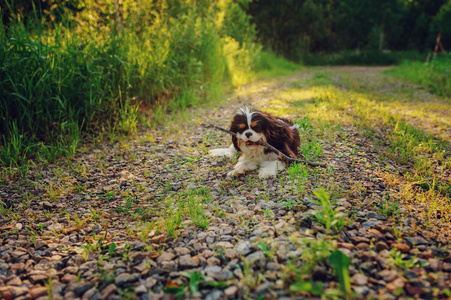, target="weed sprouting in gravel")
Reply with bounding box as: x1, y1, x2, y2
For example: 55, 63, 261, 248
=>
311, 188, 350, 235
